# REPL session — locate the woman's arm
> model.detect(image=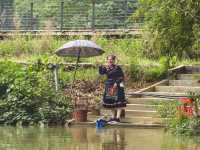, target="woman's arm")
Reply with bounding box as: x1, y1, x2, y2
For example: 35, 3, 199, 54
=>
99, 65, 107, 75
